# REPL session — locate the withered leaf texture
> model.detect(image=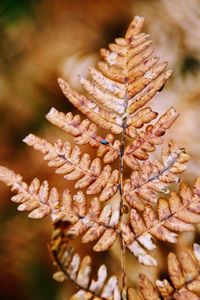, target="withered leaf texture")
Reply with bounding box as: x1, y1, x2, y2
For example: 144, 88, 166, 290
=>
52, 226, 121, 300
23, 134, 119, 201
134, 243, 200, 300
0, 15, 200, 299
